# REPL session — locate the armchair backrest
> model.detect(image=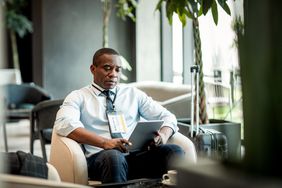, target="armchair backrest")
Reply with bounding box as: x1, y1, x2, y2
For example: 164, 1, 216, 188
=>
127, 81, 191, 102
30, 99, 64, 161
127, 81, 192, 119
